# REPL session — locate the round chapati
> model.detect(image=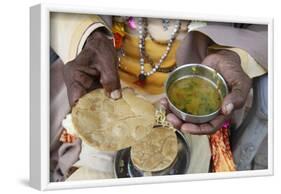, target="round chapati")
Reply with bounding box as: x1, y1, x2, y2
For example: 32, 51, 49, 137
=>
71, 88, 155, 151
130, 127, 178, 172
